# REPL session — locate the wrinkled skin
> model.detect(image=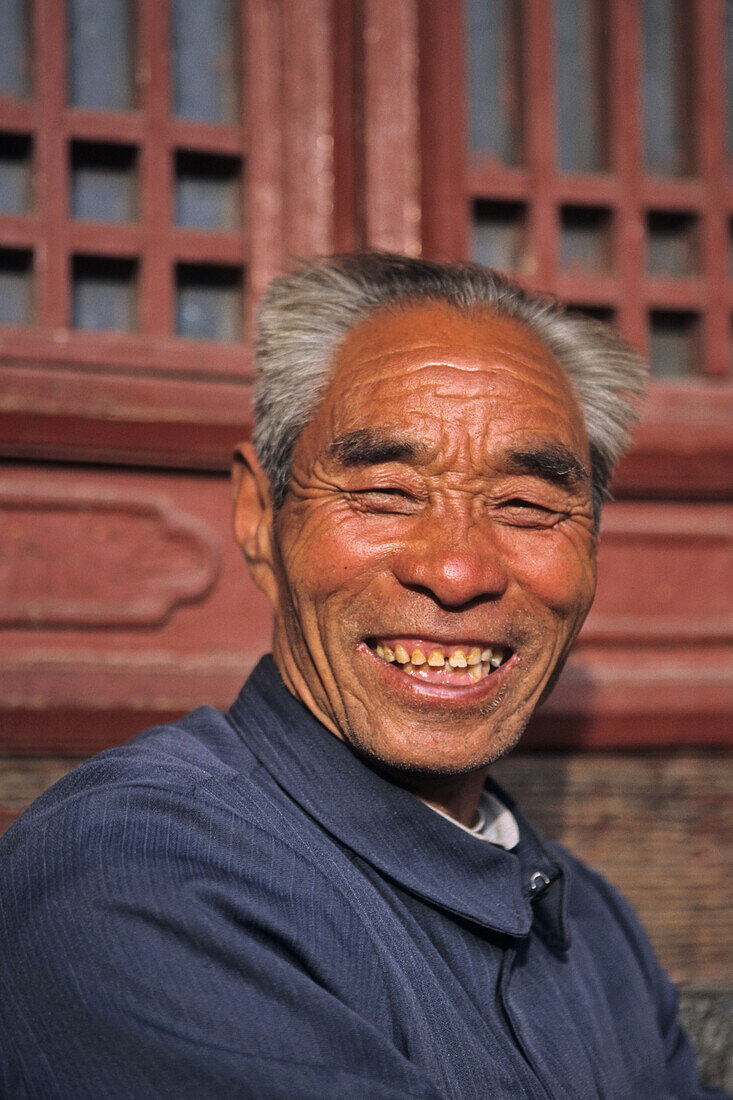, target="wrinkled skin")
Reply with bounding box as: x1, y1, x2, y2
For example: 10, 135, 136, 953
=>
234, 302, 597, 824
